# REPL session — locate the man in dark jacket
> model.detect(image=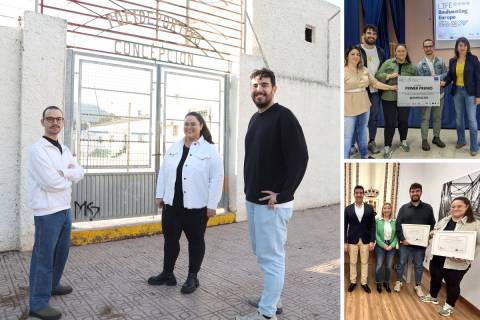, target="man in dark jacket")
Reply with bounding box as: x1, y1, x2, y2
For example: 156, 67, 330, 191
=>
352, 24, 386, 155
344, 185, 376, 293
